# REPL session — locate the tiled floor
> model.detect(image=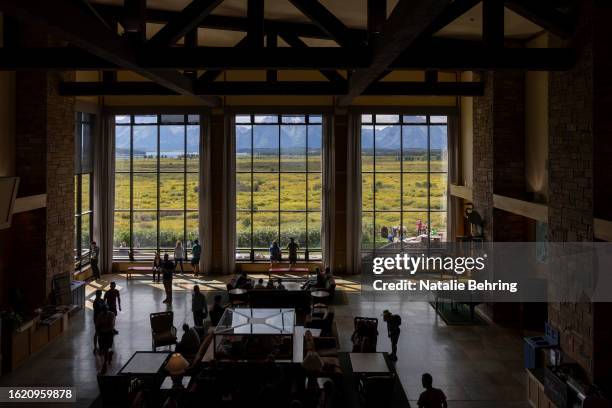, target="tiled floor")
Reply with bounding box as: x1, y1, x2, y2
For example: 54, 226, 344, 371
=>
0, 274, 529, 407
